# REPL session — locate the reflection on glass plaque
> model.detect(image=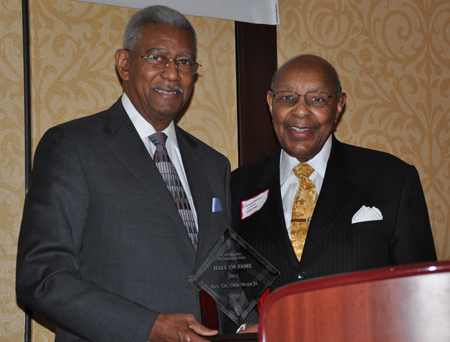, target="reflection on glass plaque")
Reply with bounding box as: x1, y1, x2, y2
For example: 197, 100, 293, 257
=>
188, 229, 279, 325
